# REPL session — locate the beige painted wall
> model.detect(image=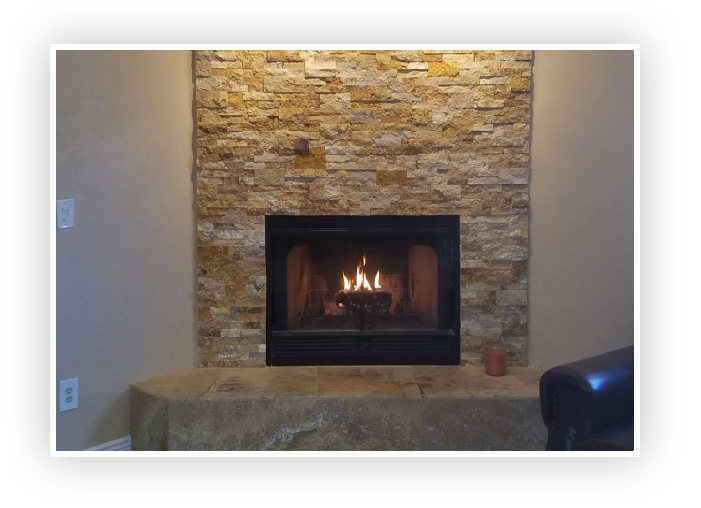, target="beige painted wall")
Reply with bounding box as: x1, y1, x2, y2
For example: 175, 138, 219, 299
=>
56, 50, 196, 450
529, 50, 634, 367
